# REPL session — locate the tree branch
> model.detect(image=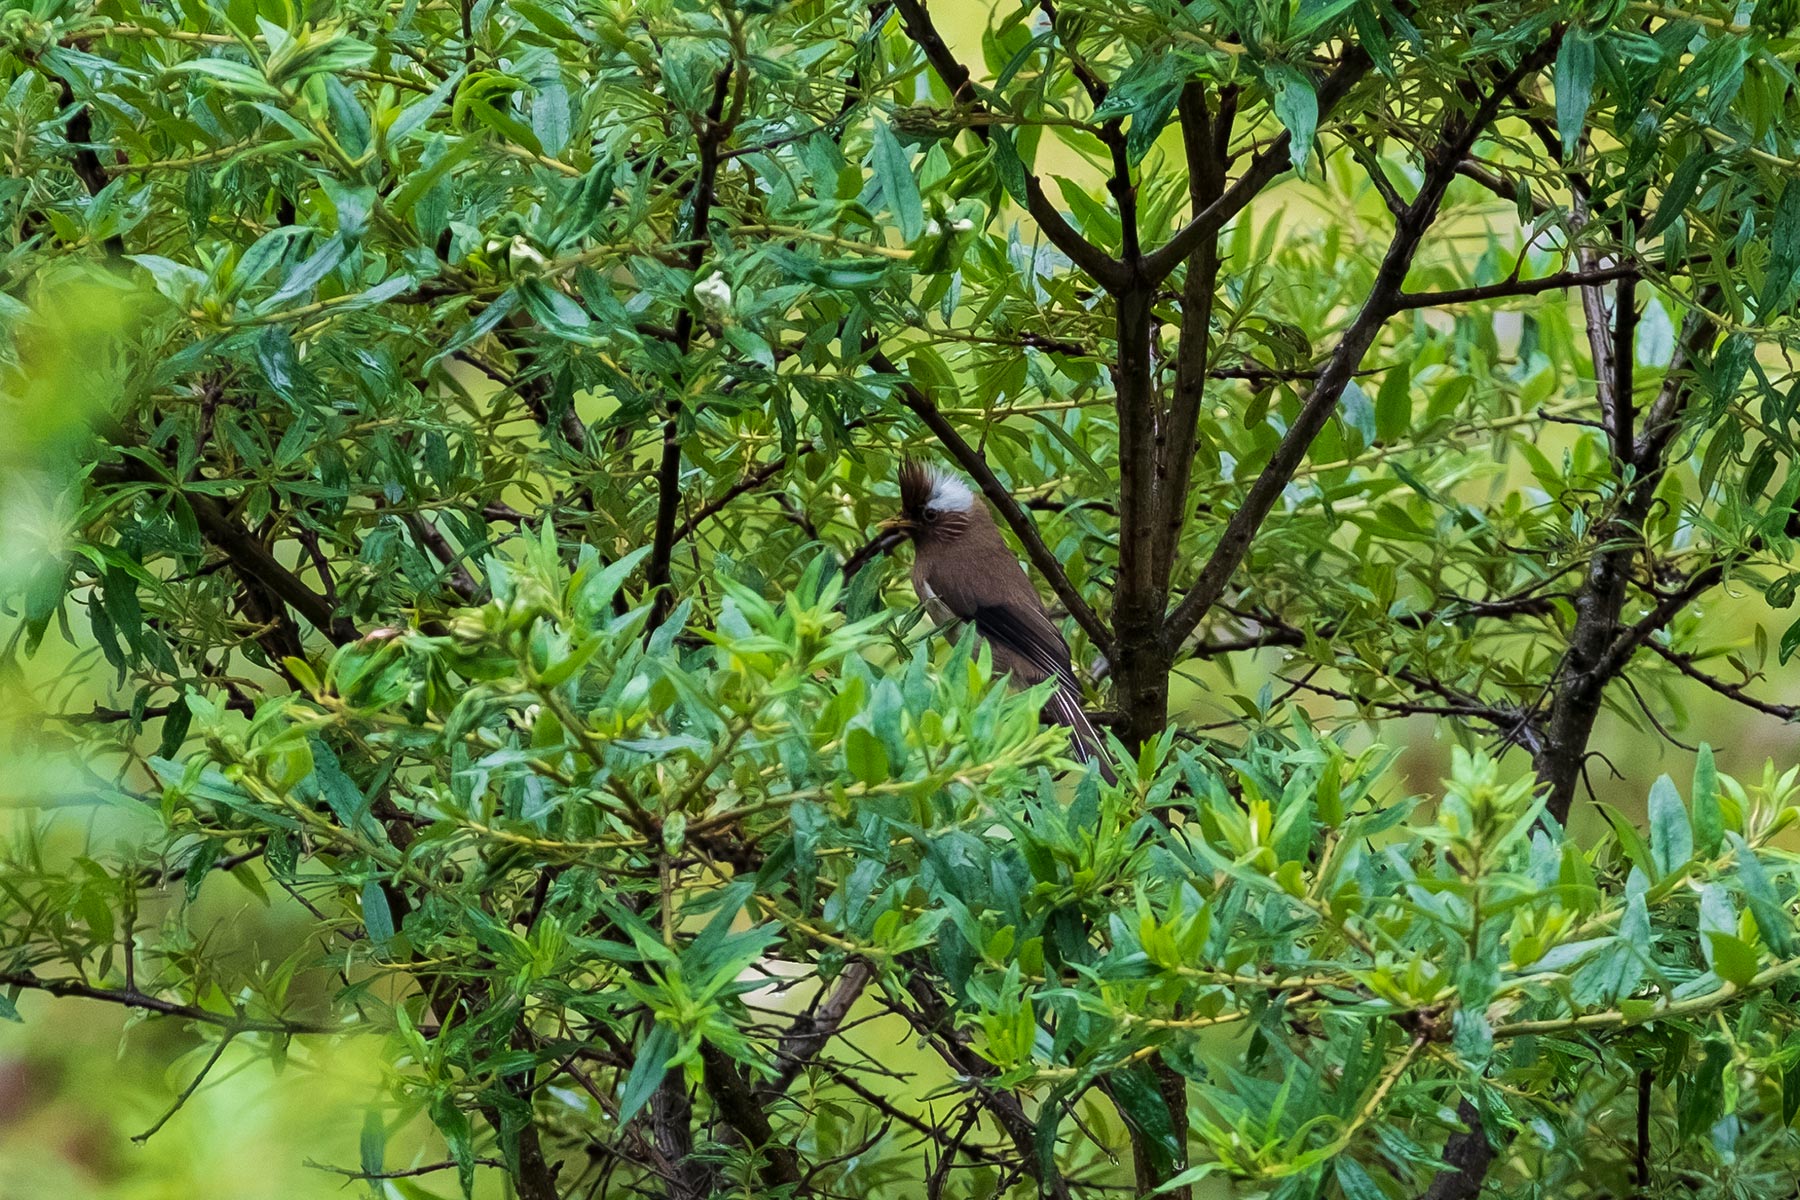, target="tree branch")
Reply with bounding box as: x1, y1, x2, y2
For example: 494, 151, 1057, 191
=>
94, 459, 356, 646
1644, 641, 1797, 721
1142, 52, 1372, 283
755, 961, 874, 1102
0, 968, 330, 1035
1166, 46, 1557, 650
890, 0, 1127, 291
1393, 264, 1640, 310
648, 61, 738, 630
